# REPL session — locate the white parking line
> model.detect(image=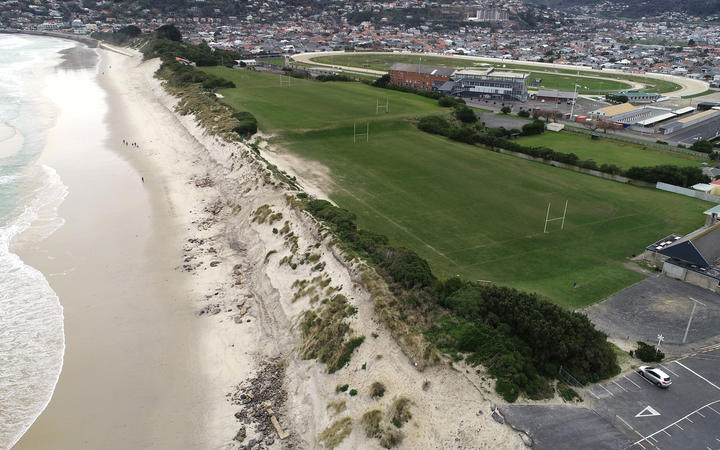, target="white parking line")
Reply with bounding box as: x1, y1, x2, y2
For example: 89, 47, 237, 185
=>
710, 406, 720, 415
696, 411, 705, 418
660, 364, 678, 377
613, 380, 628, 392
632, 400, 720, 447
686, 417, 694, 423
598, 383, 615, 397
625, 375, 642, 389
675, 361, 720, 391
